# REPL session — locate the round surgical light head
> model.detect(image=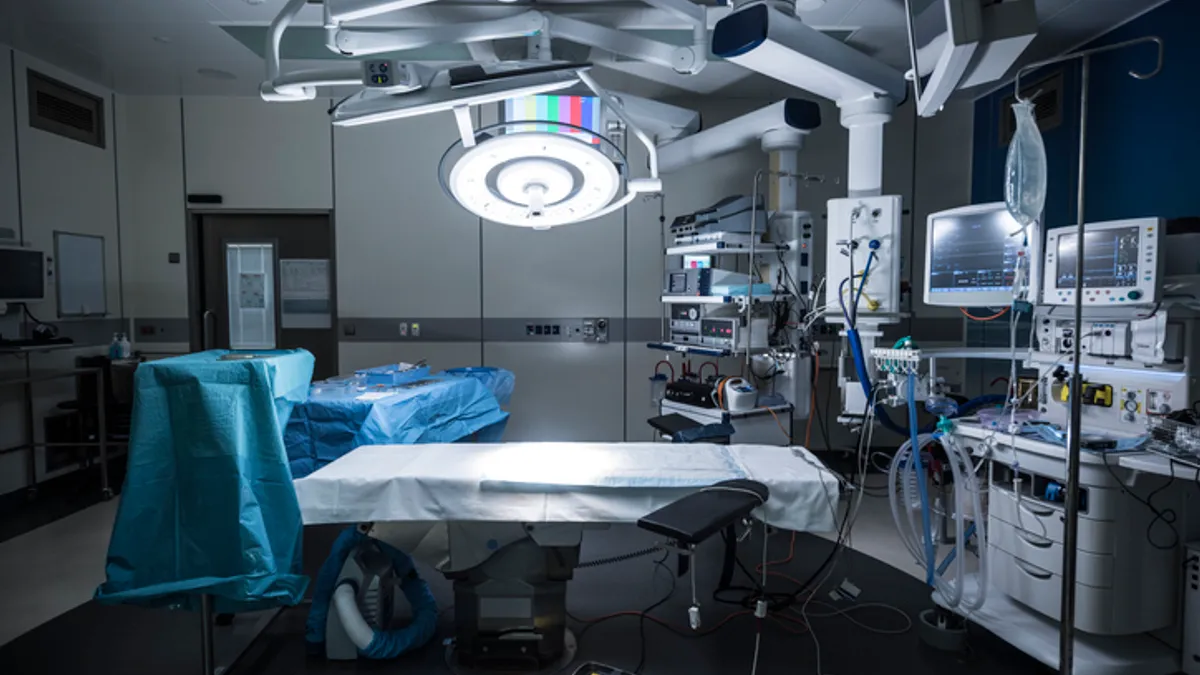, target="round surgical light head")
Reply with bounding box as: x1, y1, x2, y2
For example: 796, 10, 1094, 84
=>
447, 132, 621, 229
